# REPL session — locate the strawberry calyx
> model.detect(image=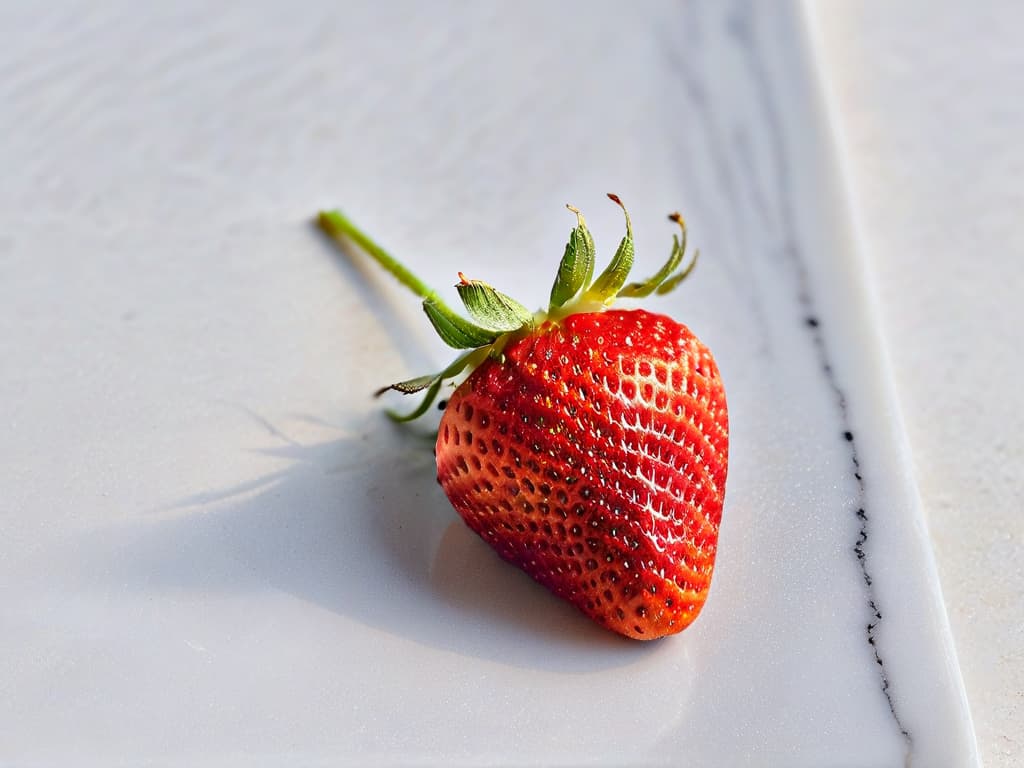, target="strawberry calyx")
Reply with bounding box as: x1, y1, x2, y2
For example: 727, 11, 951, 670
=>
316, 194, 698, 421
